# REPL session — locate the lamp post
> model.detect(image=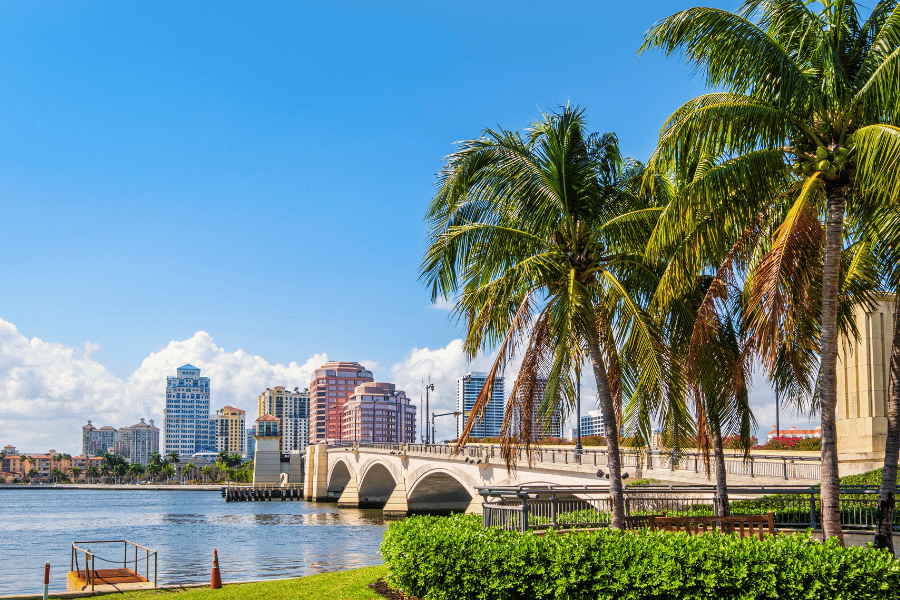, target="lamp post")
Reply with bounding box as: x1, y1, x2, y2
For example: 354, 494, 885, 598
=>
425, 381, 435, 444
575, 369, 582, 457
